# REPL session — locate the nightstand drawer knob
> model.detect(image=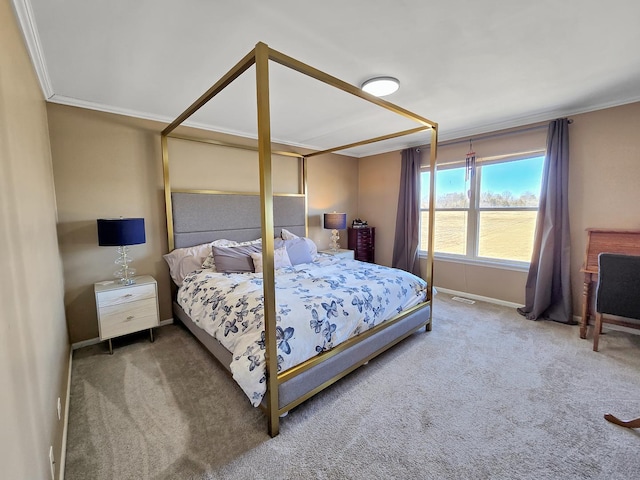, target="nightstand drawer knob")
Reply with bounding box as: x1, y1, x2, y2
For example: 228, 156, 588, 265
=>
126, 315, 134, 321
124, 294, 133, 298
